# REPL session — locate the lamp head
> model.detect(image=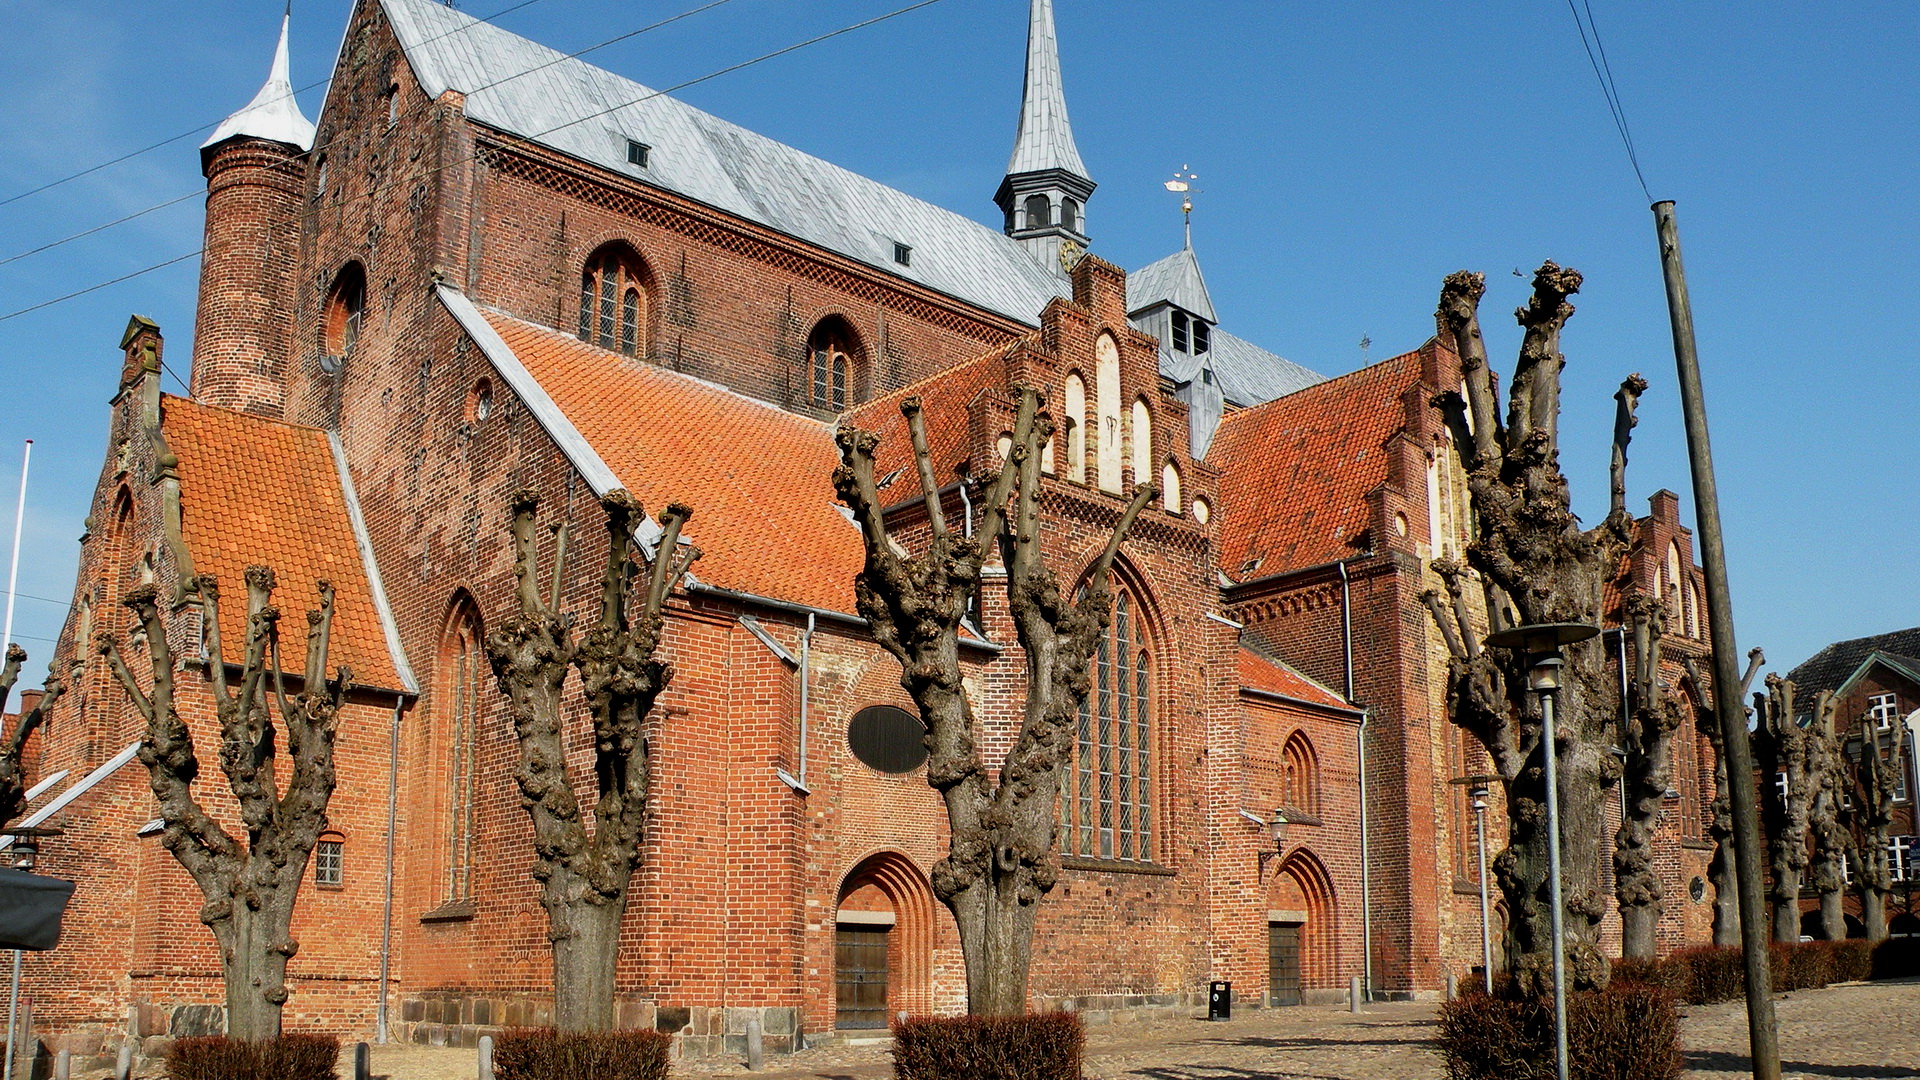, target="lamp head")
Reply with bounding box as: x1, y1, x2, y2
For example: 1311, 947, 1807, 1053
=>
1527, 655, 1565, 693
1271, 809, 1289, 849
